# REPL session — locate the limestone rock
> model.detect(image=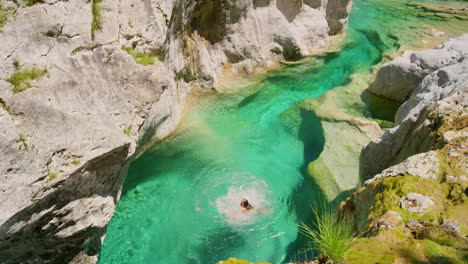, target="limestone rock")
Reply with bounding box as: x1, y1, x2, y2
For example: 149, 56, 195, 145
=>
399, 193, 434, 213
365, 151, 440, 185
442, 219, 461, 234
372, 210, 403, 231
368, 34, 468, 103
360, 35, 468, 180
164, 0, 353, 90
